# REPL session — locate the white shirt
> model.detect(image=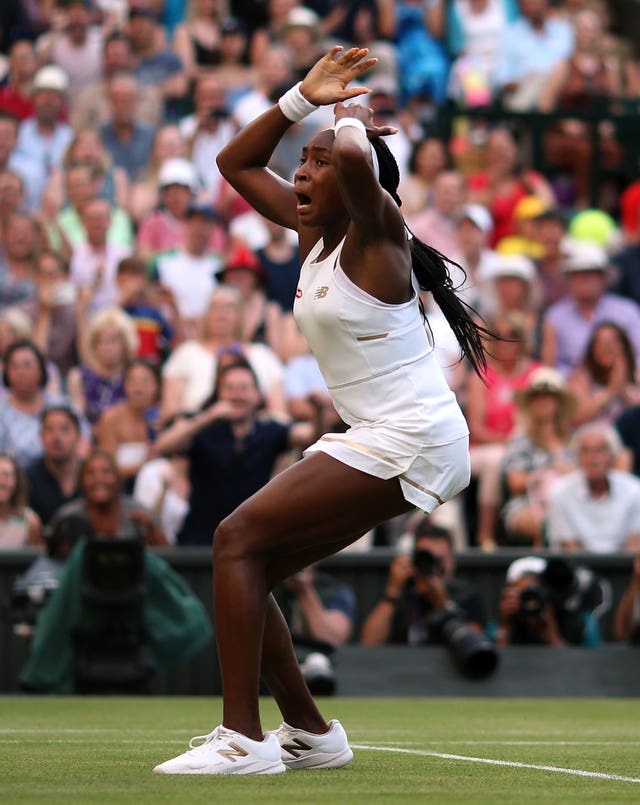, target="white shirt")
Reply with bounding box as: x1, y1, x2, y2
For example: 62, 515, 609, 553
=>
69, 242, 131, 314
154, 249, 222, 320
178, 114, 236, 203
547, 470, 640, 553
